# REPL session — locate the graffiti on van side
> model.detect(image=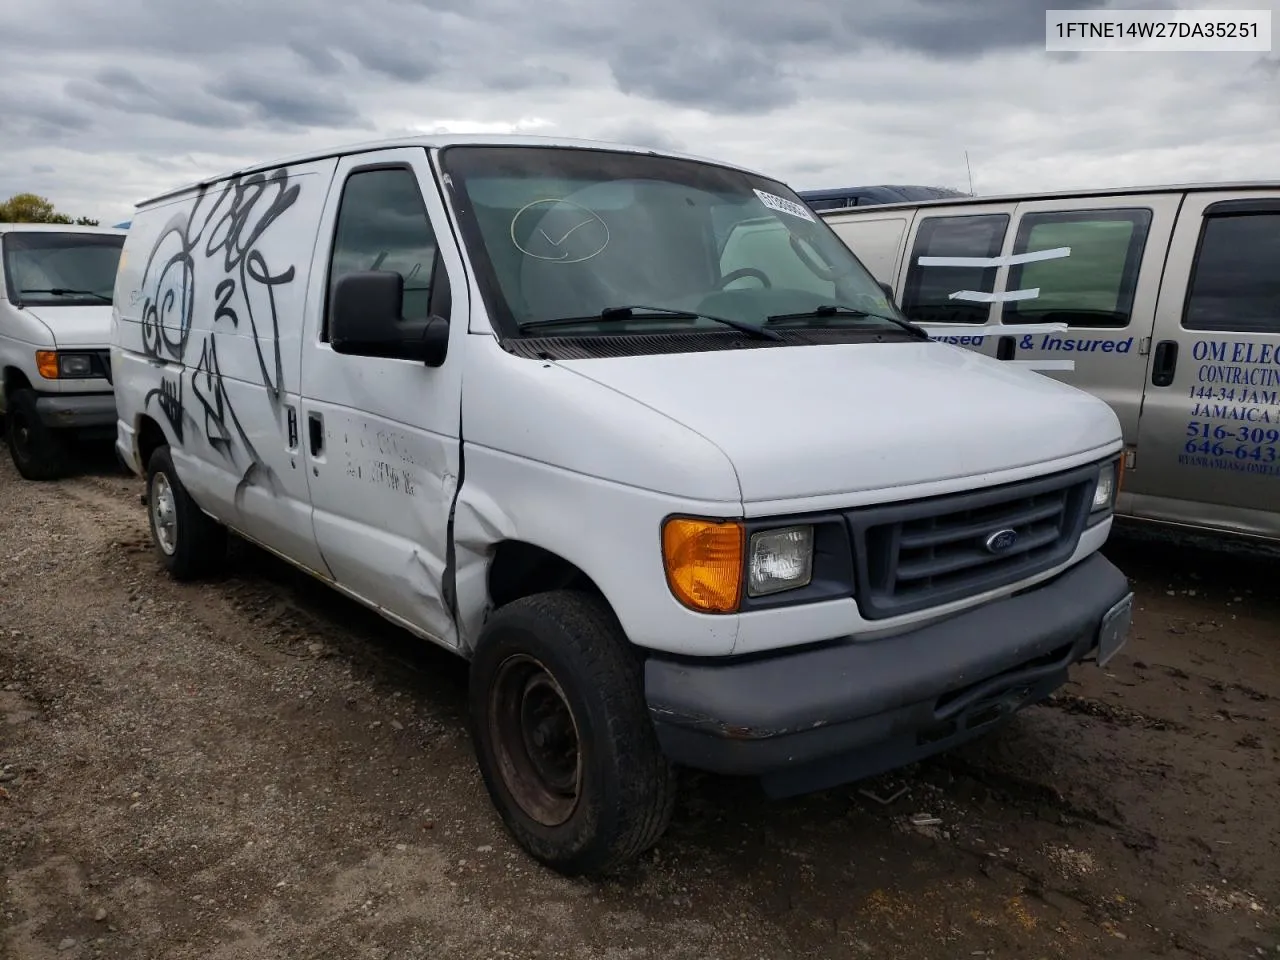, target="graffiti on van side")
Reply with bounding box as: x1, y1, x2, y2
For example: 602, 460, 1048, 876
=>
191, 335, 265, 469
136, 168, 300, 490
143, 377, 185, 444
